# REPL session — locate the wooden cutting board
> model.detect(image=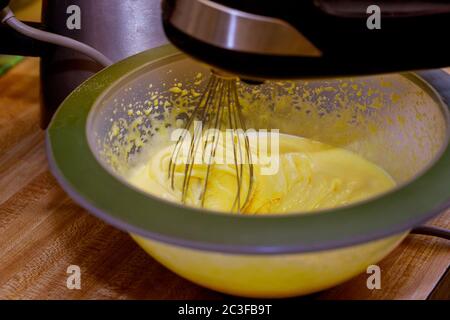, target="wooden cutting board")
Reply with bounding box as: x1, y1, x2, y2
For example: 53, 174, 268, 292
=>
0, 58, 449, 300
